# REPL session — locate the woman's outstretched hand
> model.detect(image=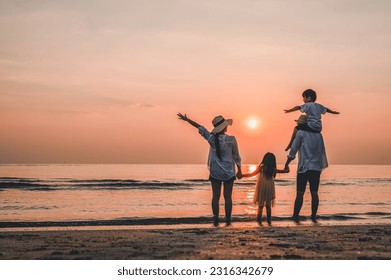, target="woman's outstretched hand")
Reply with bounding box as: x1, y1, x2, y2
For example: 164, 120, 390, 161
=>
177, 113, 201, 128
177, 113, 188, 121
